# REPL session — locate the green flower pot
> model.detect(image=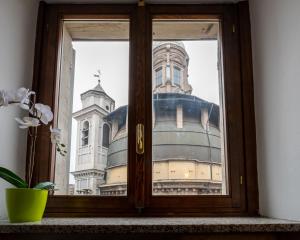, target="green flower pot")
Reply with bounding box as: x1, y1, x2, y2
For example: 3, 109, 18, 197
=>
6, 188, 48, 223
